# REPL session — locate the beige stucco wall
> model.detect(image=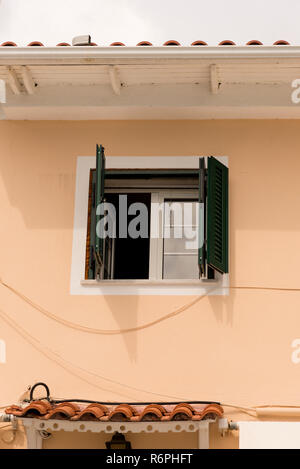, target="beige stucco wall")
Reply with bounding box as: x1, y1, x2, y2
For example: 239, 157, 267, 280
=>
0, 120, 300, 449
